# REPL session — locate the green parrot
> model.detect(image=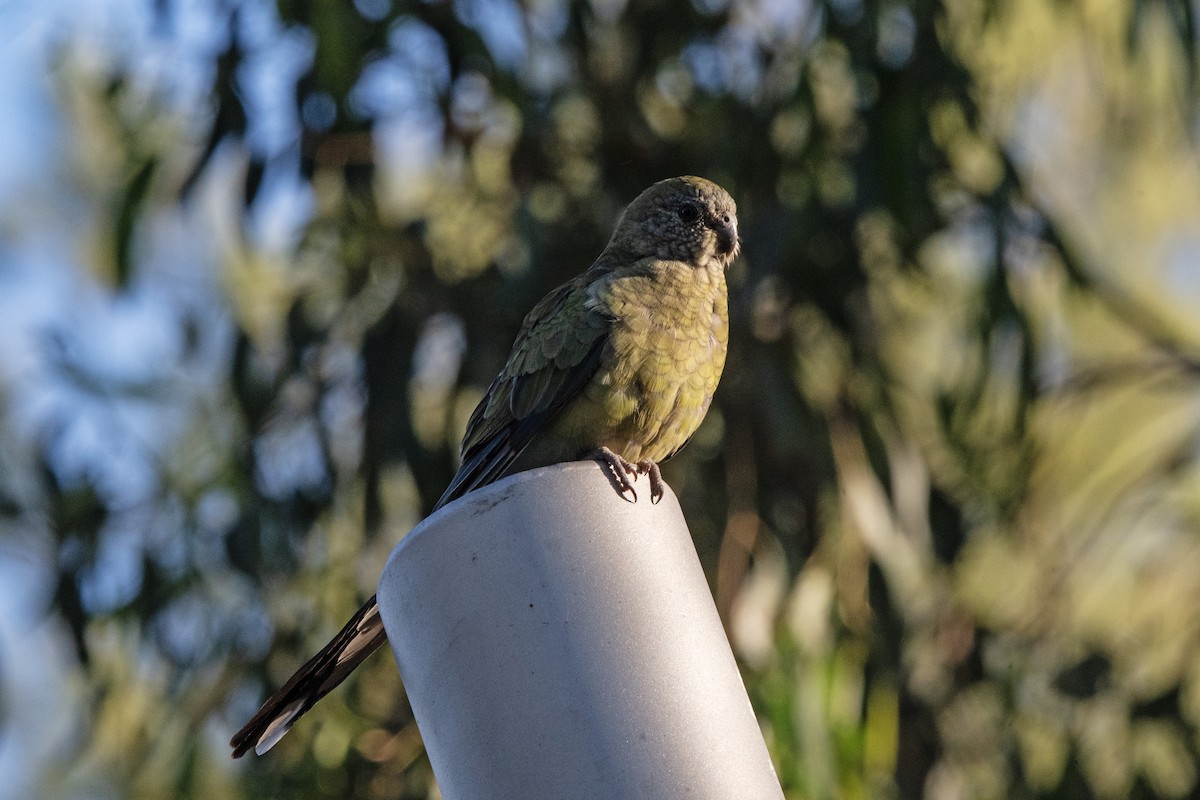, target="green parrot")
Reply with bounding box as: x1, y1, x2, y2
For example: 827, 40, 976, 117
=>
230, 175, 739, 758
